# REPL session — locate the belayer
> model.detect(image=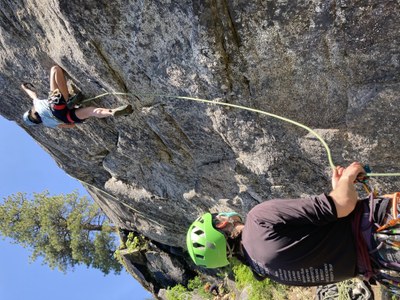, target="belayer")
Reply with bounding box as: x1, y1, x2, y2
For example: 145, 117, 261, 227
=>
187, 162, 400, 295
22, 65, 133, 128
